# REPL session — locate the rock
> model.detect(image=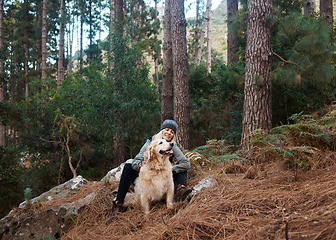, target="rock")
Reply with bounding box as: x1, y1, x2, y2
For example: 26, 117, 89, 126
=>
0, 176, 91, 240
188, 176, 217, 202
18, 175, 88, 208
101, 159, 133, 182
